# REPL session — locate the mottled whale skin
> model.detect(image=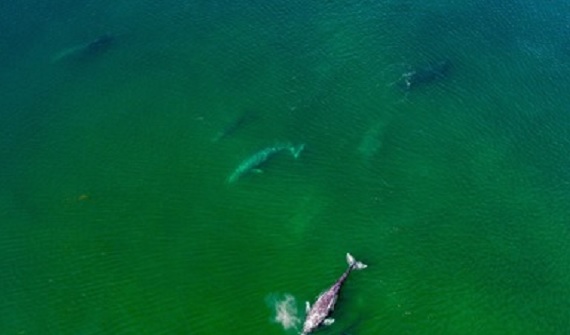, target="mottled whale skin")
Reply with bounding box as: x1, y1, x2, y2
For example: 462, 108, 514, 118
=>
227, 142, 305, 183
301, 253, 367, 335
